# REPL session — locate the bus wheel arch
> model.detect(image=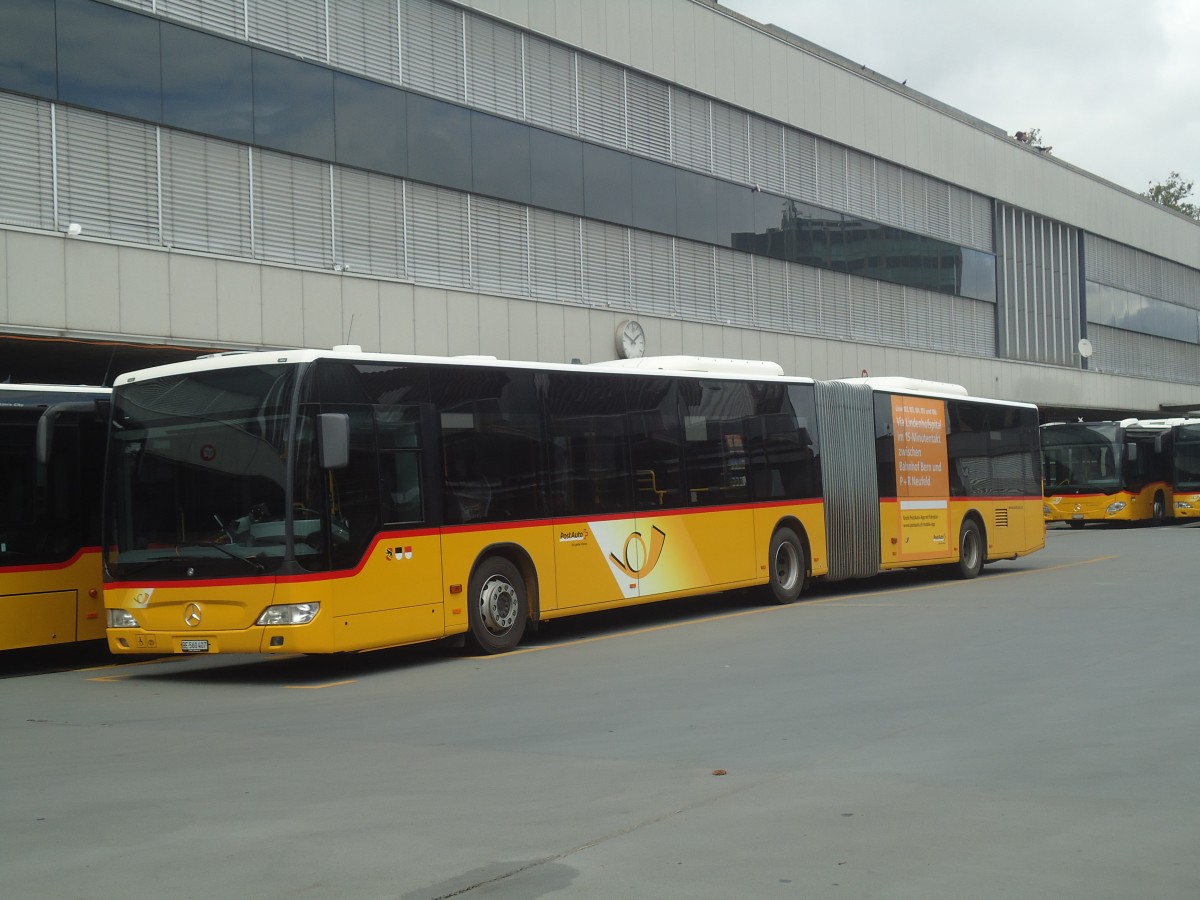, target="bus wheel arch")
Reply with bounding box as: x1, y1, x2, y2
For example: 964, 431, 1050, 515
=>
765, 519, 809, 604
955, 514, 986, 579
465, 546, 537, 654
